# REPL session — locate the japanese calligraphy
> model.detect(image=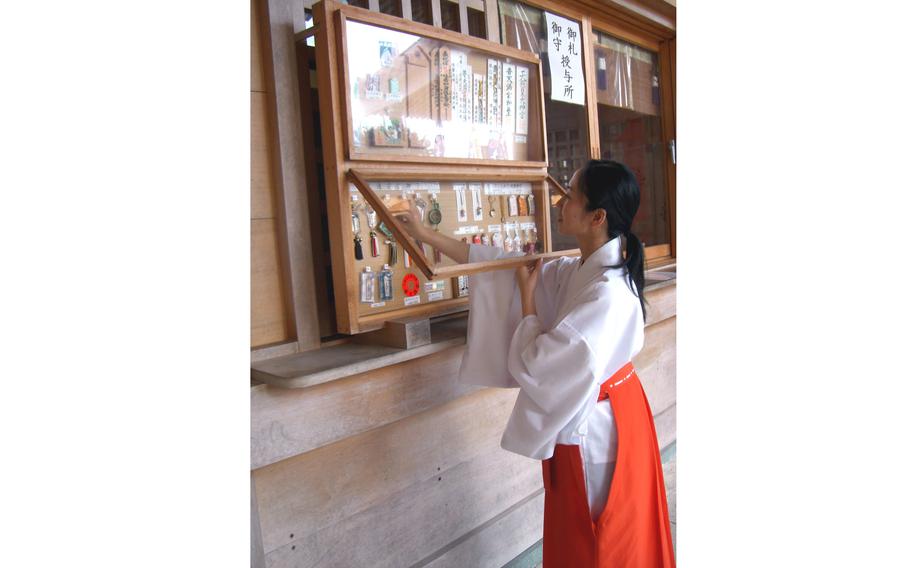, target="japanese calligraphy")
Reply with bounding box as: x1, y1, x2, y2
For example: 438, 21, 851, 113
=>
502, 62, 516, 134
516, 65, 529, 135
544, 12, 585, 106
